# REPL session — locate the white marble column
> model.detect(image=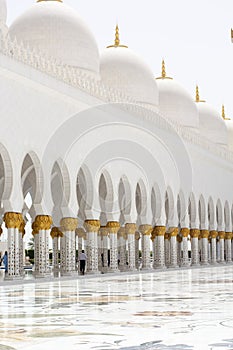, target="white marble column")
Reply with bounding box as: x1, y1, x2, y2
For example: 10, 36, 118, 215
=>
152, 236, 157, 269
210, 230, 218, 265
100, 227, 109, 272
169, 228, 178, 268
32, 215, 53, 278
153, 226, 166, 269
98, 230, 103, 271
19, 220, 25, 277
60, 218, 78, 275
106, 222, 120, 272
118, 227, 127, 271
125, 223, 137, 271
218, 231, 225, 263
200, 230, 209, 265
50, 227, 62, 272
135, 231, 140, 269
84, 220, 100, 274
139, 225, 152, 270
3, 212, 24, 279
164, 232, 170, 267
225, 232, 232, 263
190, 229, 200, 266
180, 228, 190, 267
177, 235, 182, 267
